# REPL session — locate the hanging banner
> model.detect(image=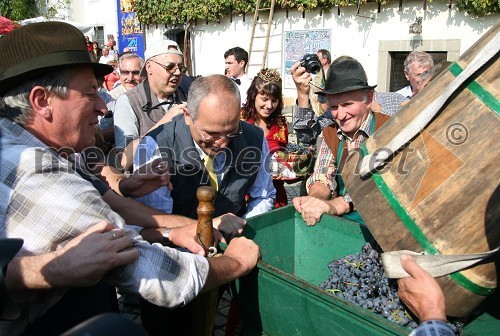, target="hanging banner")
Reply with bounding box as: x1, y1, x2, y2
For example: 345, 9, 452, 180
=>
117, 0, 145, 58
283, 29, 331, 89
